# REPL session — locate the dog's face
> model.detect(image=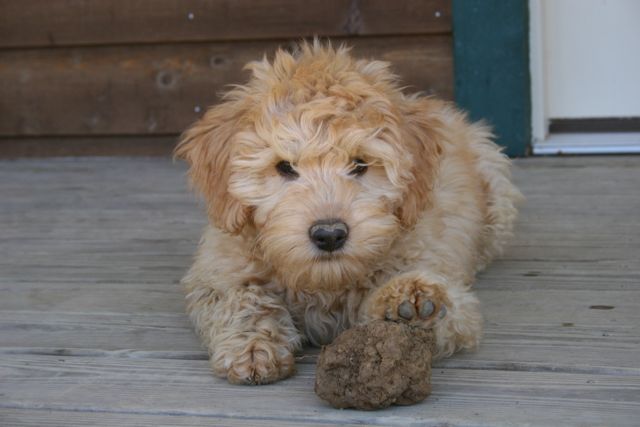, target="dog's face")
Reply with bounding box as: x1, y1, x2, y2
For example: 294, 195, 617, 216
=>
177, 44, 441, 290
